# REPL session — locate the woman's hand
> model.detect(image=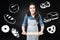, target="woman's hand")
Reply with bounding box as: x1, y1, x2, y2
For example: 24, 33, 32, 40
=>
38, 31, 44, 35
21, 32, 27, 35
